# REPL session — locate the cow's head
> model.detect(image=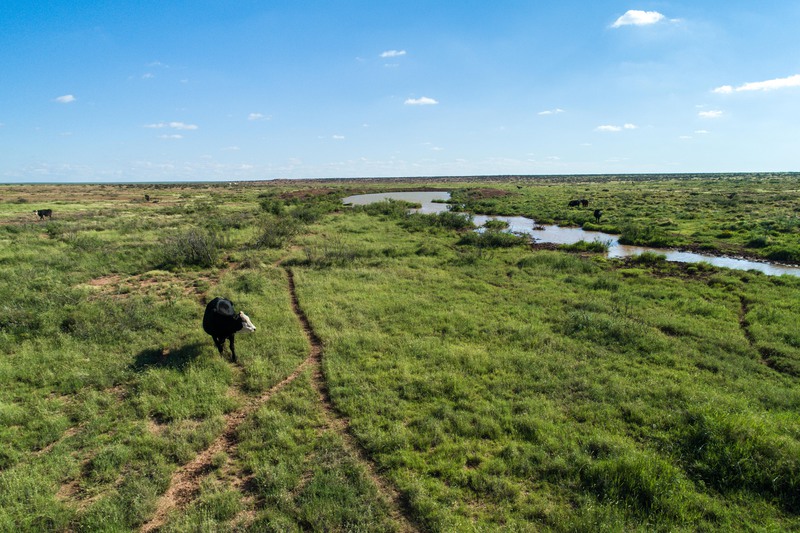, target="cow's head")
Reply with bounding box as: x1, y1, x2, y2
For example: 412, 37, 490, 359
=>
239, 311, 256, 333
